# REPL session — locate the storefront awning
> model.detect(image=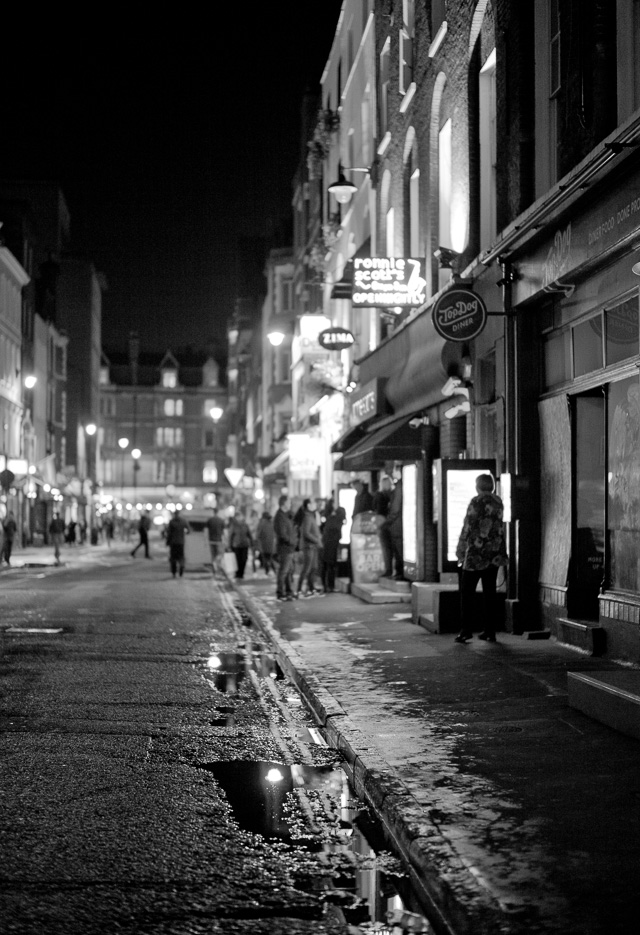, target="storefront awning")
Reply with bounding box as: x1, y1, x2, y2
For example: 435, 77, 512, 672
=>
263, 449, 289, 476
331, 423, 366, 453
340, 415, 423, 471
